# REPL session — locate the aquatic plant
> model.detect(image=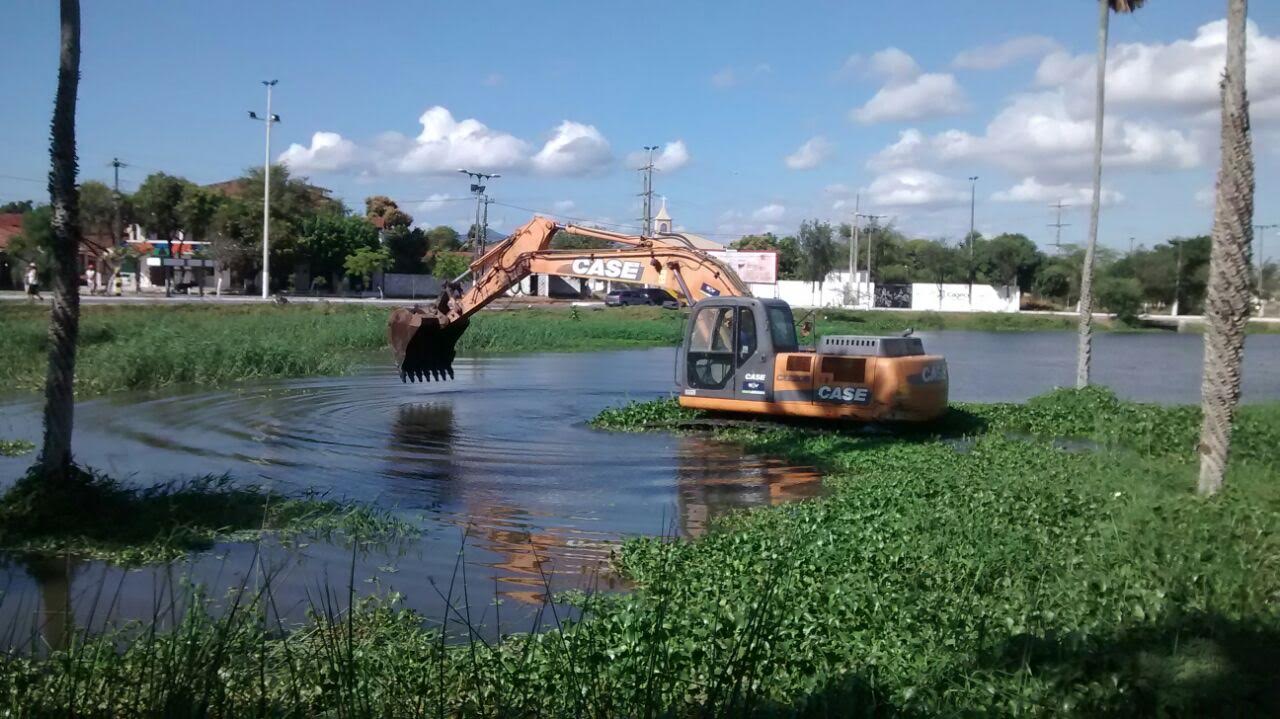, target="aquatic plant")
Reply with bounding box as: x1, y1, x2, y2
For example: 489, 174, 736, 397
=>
0, 390, 1276, 715
0, 468, 415, 564
0, 440, 34, 458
